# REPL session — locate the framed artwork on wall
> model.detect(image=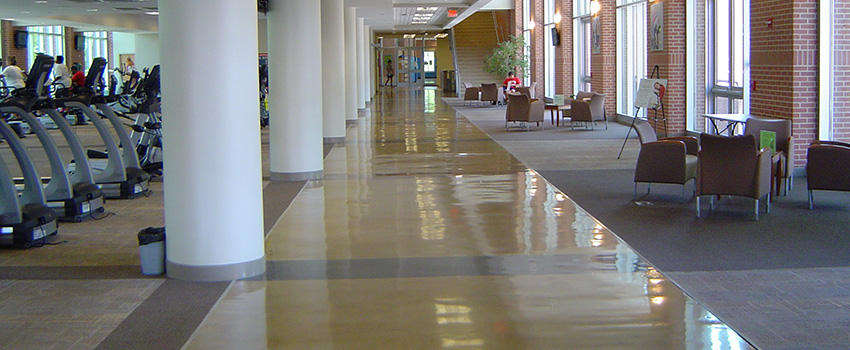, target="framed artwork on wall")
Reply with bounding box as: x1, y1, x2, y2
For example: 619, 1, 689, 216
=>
591, 16, 601, 54
650, 2, 664, 51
